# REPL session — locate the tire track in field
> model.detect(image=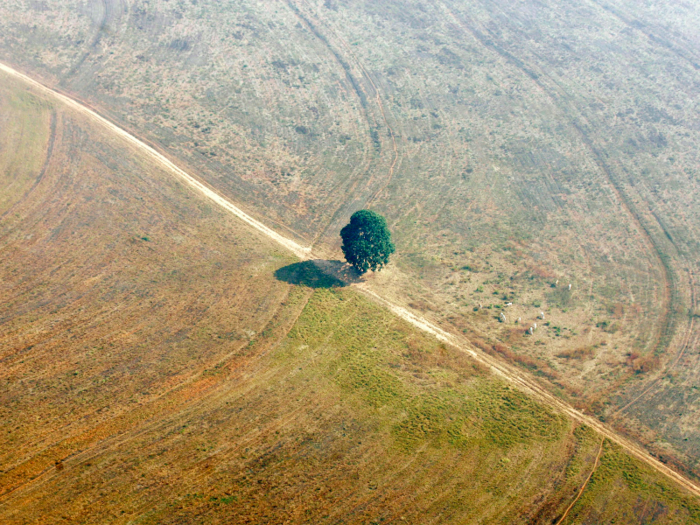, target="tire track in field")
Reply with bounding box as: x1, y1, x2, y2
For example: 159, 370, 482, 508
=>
513, 1, 700, 386
62, 0, 127, 83
0, 284, 313, 503
1, 60, 699, 499
614, 270, 697, 415
437, 0, 681, 412
0, 108, 56, 222
581, 0, 700, 406
284, 0, 380, 248
555, 437, 605, 525
289, 0, 400, 232
315, 8, 400, 206
491, 0, 699, 417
